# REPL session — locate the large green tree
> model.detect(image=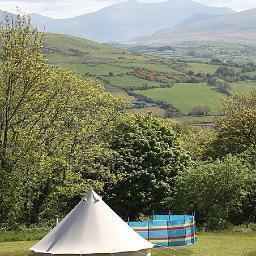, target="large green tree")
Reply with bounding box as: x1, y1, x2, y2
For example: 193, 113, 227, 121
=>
212, 90, 256, 157
105, 114, 191, 219
174, 155, 256, 230
0, 14, 124, 227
